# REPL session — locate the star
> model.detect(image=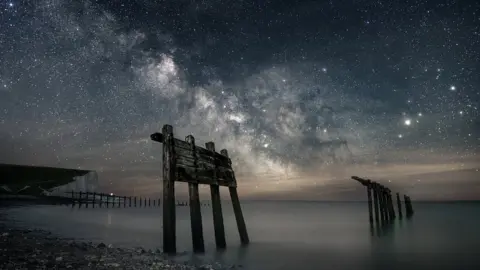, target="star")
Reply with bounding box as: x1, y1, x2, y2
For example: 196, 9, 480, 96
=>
450, 85, 456, 91
404, 119, 412, 126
